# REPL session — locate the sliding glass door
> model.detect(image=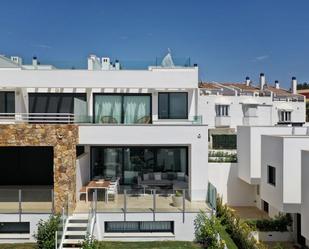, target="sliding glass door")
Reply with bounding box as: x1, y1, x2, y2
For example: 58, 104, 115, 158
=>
91, 146, 188, 185
94, 94, 151, 124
